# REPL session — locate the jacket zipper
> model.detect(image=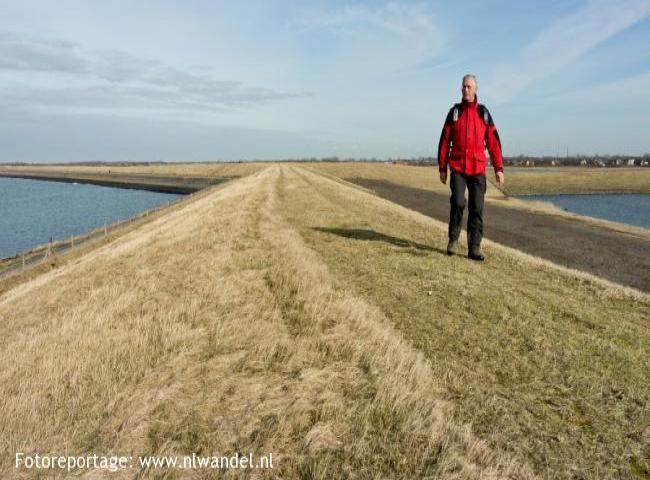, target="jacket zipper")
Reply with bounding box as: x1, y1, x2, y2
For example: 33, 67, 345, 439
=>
464, 109, 468, 173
